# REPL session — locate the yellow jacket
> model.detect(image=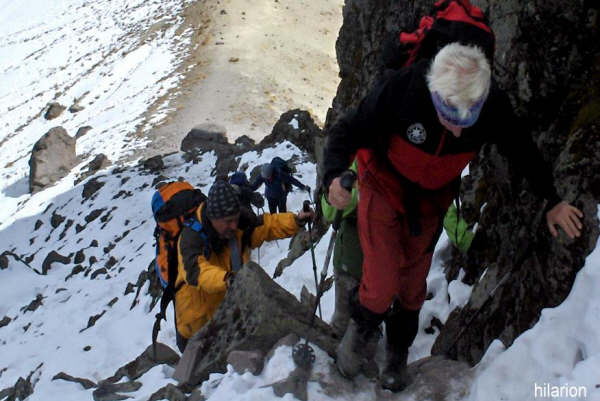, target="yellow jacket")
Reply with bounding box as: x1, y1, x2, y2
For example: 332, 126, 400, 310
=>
175, 203, 299, 339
